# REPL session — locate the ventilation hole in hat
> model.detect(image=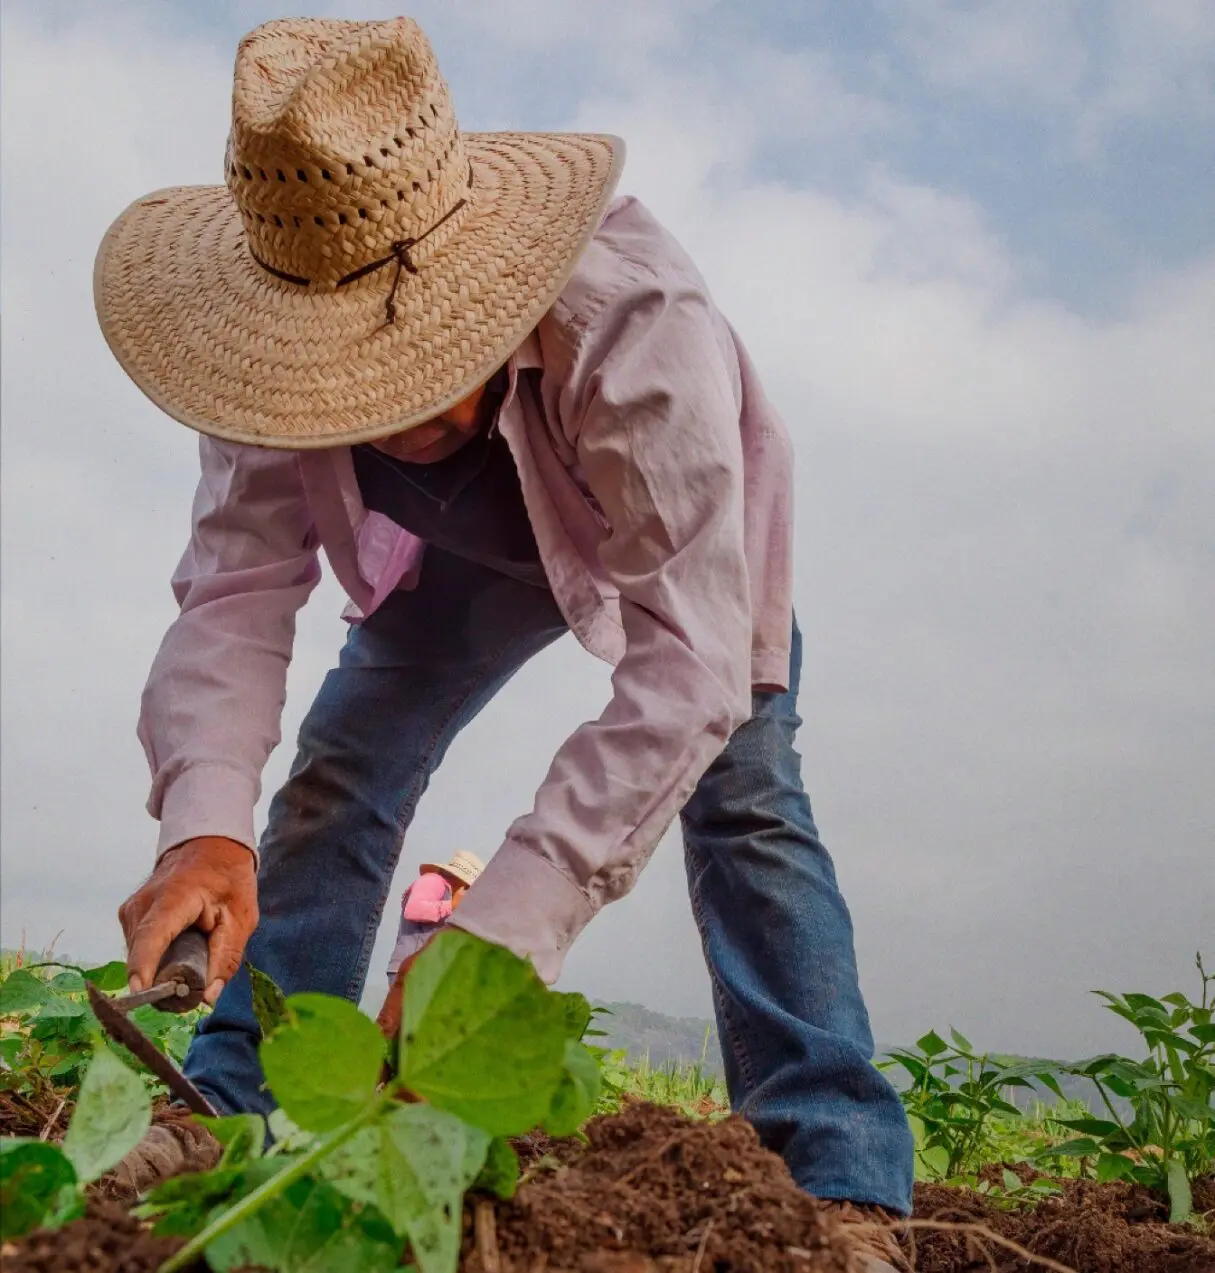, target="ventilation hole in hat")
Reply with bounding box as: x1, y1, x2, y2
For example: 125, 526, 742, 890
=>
431, 103, 439, 118
358, 208, 368, 218
256, 213, 266, 222
297, 169, 308, 182
321, 169, 332, 181
293, 216, 301, 227
412, 181, 421, 192
242, 166, 252, 180
468, 162, 474, 187
258, 168, 267, 180
273, 215, 283, 227
277, 169, 286, 182
338, 213, 348, 225
397, 189, 406, 200
406, 127, 416, 139
393, 136, 404, 148
380, 147, 390, 158
345, 163, 354, 175
314, 215, 325, 226
363, 155, 374, 167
